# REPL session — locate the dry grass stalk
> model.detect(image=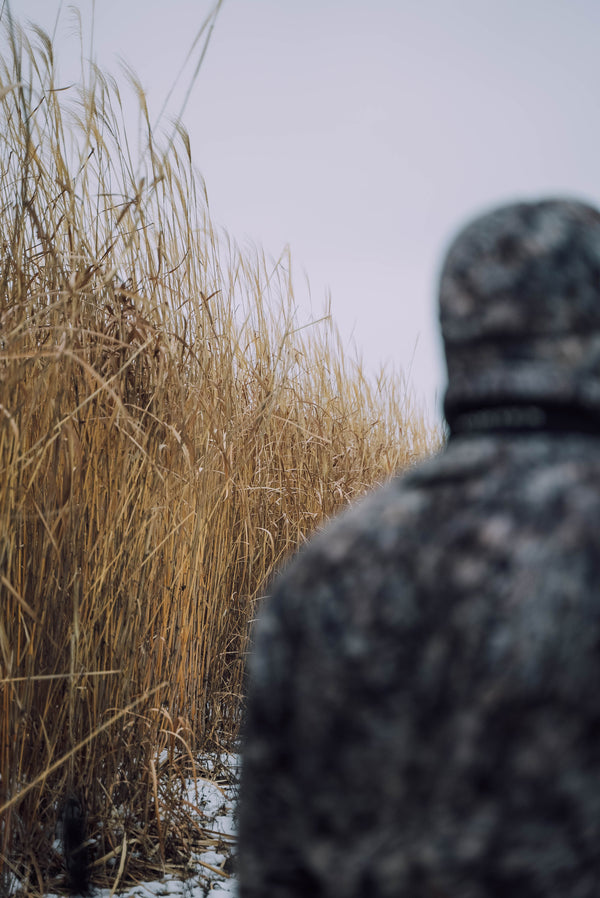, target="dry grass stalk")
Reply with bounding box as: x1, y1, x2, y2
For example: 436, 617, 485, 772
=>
0, 10, 439, 895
